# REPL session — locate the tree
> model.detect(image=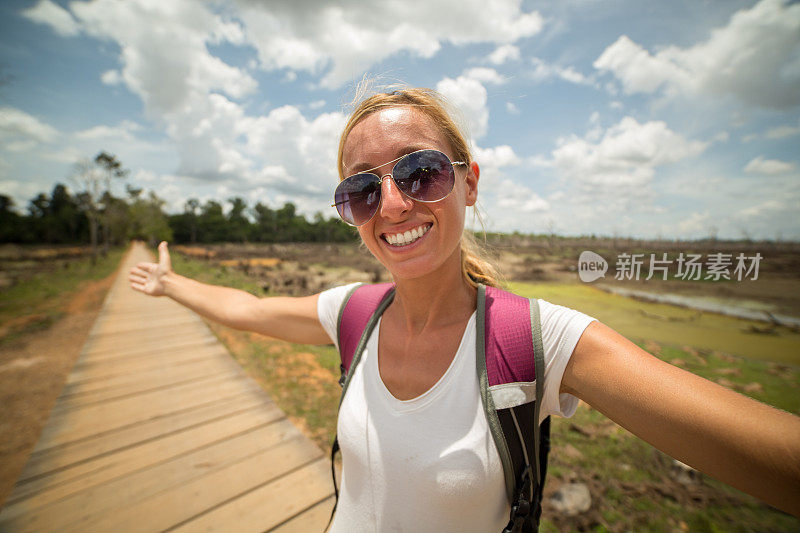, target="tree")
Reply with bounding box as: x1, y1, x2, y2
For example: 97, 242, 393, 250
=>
185, 198, 199, 244
0, 195, 23, 242
198, 200, 227, 243
128, 191, 172, 245
253, 202, 276, 242
227, 197, 250, 243
71, 152, 128, 260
